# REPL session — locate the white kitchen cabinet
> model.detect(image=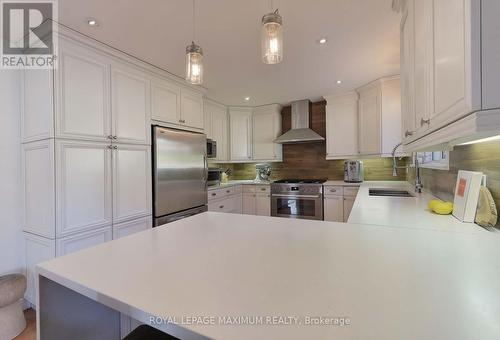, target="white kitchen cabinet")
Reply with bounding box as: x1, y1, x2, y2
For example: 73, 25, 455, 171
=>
180, 89, 204, 129
242, 193, 257, 215
111, 64, 150, 145
324, 92, 359, 159
204, 99, 229, 161
56, 40, 111, 141
55, 140, 113, 237
21, 69, 54, 143
112, 145, 152, 224
357, 76, 401, 157
151, 77, 181, 125
324, 196, 344, 222
229, 107, 253, 161
252, 104, 282, 161
400, 0, 416, 143
208, 195, 242, 214
400, 1, 500, 150
22, 140, 55, 238
56, 226, 112, 256
343, 197, 356, 222
255, 193, 271, 216
24, 232, 56, 305
112, 216, 151, 240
